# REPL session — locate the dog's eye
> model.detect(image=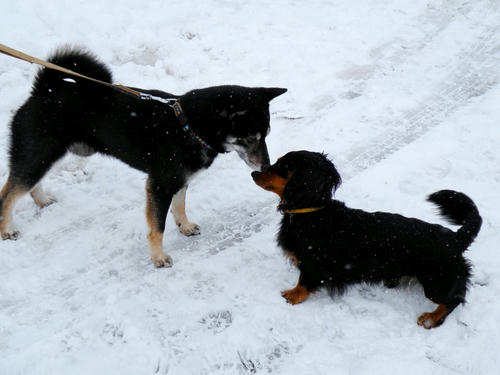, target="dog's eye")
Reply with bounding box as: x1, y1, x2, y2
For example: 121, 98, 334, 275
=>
235, 135, 259, 147
229, 110, 249, 120
265, 185, 275, 191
